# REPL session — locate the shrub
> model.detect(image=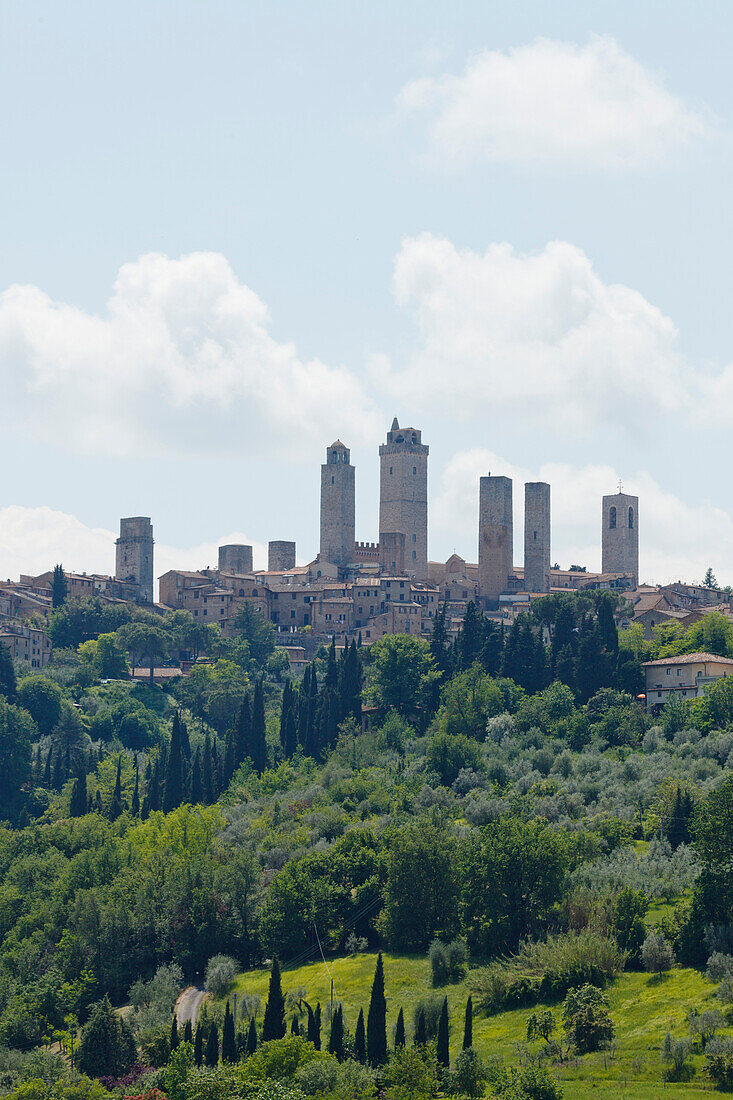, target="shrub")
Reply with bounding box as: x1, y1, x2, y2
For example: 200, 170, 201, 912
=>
447, 938, 468, 983
471, 932, 625, 1014
412, 996, 444, 1041
204, 956, 239, 997
448, 1048, 488, 1098
562, 984, 614, 1054
240, 1036, 324, 1083
641, 932, 674, 977
429, 940, 449, 987
385, 1044, 438, 1100
334, 1059, 376, 1099
688, 1008, 725, 1049
707, 952, 733, 983
294, 1056, 338, 1095
426, 733, 482, 787
661, 1033, 694, 1082
499, 1064, 563, 1100
706, 1037, 733, 1089
76, 996, 137, 1079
